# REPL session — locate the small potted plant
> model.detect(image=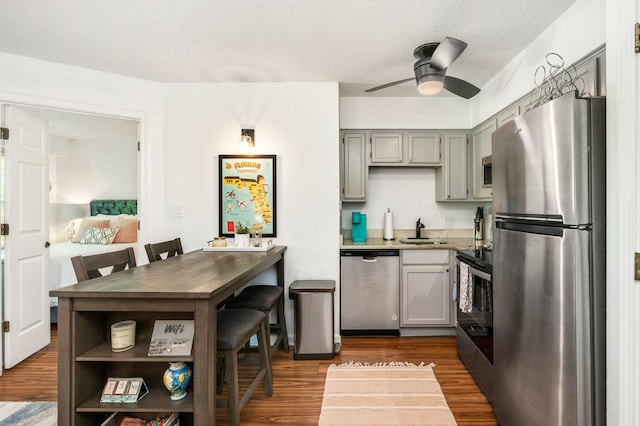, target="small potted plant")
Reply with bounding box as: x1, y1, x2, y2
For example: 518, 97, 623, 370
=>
235, 222, 250, 247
